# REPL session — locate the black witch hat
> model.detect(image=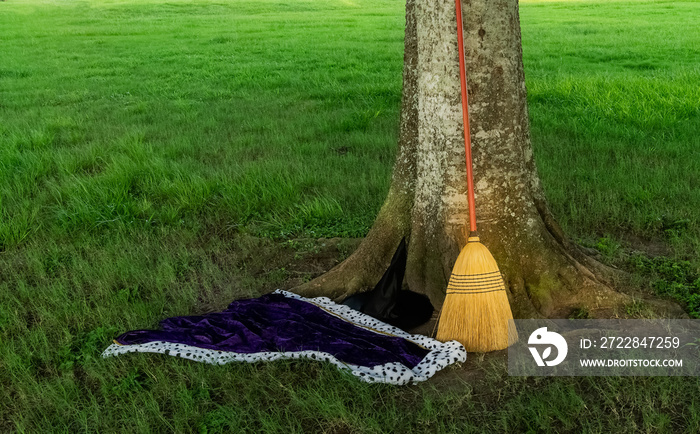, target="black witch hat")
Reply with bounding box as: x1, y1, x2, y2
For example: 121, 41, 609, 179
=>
342, 238, 433, 330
